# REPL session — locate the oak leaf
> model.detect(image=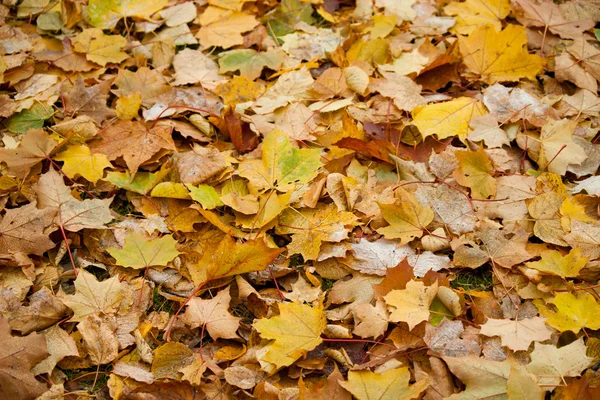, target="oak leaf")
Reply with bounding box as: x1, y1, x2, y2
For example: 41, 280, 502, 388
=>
339, 367, 428, 400
458, 24, 544, 83
107, 232, 180, 270
253, 301, 326, 369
